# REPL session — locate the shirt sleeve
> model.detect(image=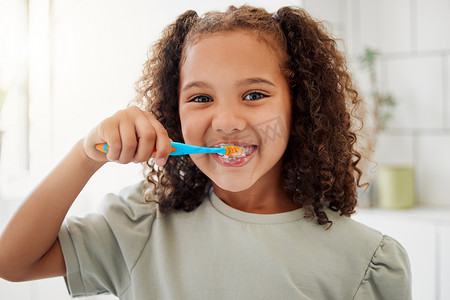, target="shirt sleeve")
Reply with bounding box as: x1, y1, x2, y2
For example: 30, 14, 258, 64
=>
58, 182, 156, 297
58, 212, 129, 297
353, 235, 412, 300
